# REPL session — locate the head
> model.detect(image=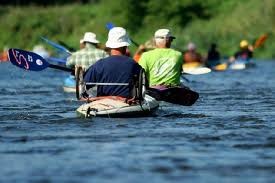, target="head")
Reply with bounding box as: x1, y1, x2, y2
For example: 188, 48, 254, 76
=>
210, 43, 217, 49
80, 39, 85, 49
105, 27, 131, 55
187, 42, 196, 51
240, 40, 249, 49
154, 29, 175, 48
82, 32, 100, 45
